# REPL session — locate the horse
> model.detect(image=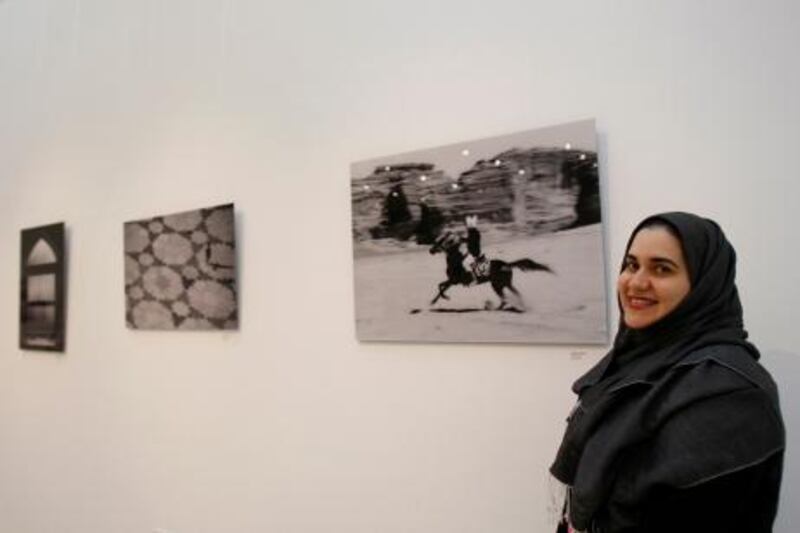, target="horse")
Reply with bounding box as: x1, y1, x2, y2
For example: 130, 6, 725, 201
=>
428, 232, 553, 311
